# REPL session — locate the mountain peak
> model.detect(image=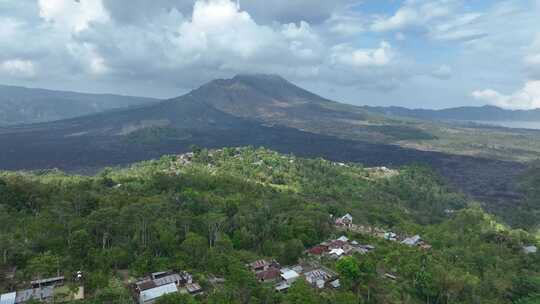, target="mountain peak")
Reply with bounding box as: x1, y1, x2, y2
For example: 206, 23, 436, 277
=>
193, 73, 326, 104
186, 73, 338, 122
232, 73, 287, 83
